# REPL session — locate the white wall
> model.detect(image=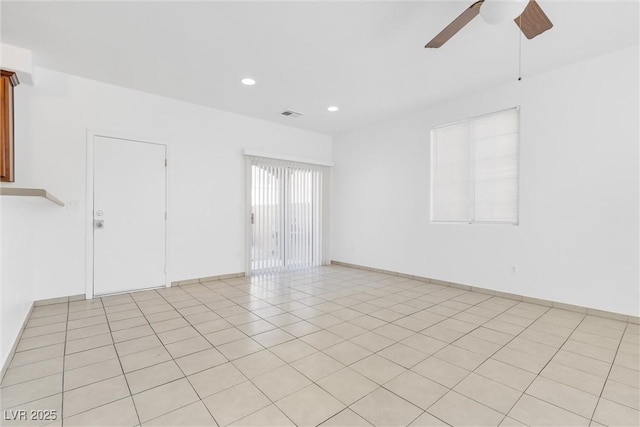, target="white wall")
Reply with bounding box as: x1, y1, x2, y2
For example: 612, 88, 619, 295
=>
0, 67, 331, 364
332, 46, 639, 316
